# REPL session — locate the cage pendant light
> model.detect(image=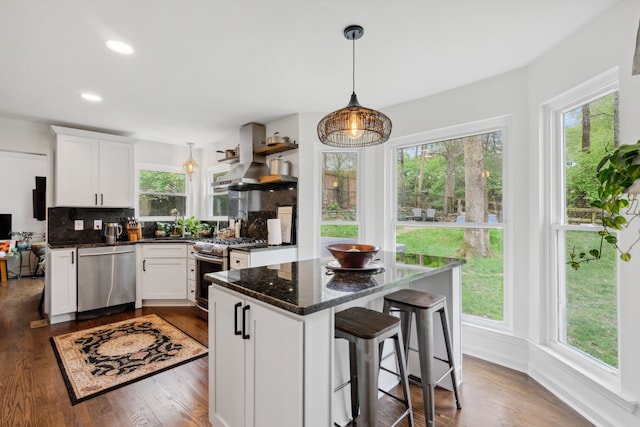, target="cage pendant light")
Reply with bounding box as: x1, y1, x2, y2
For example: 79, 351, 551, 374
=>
182, 142, 198, 181
317, 25, 392, 147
